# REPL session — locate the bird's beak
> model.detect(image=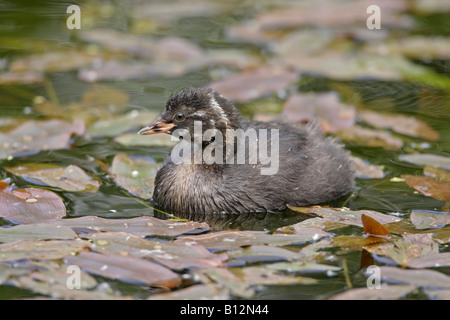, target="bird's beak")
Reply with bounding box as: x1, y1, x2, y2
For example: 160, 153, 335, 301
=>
138, 120, 176, 135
